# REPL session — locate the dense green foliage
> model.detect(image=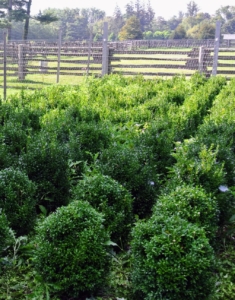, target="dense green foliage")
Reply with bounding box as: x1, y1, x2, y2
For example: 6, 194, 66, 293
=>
0, 74, 235, 299
33, 200, 110, 297
119, 15, 143, 41
153, 184, 218, 241
99, 144, 159, 217
0, 168, 36, 236
72, 173, 133, 246
21, 133, 70, 212
131, 215, 215, 300
0, 211, 12, 256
